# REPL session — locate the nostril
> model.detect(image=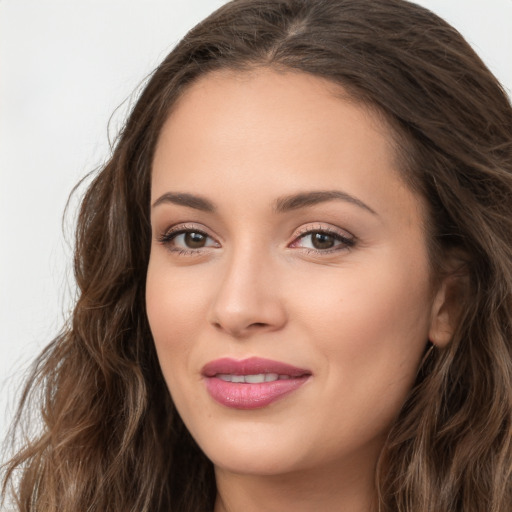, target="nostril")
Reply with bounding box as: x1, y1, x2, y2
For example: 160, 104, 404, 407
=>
208, 295, 287, 336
